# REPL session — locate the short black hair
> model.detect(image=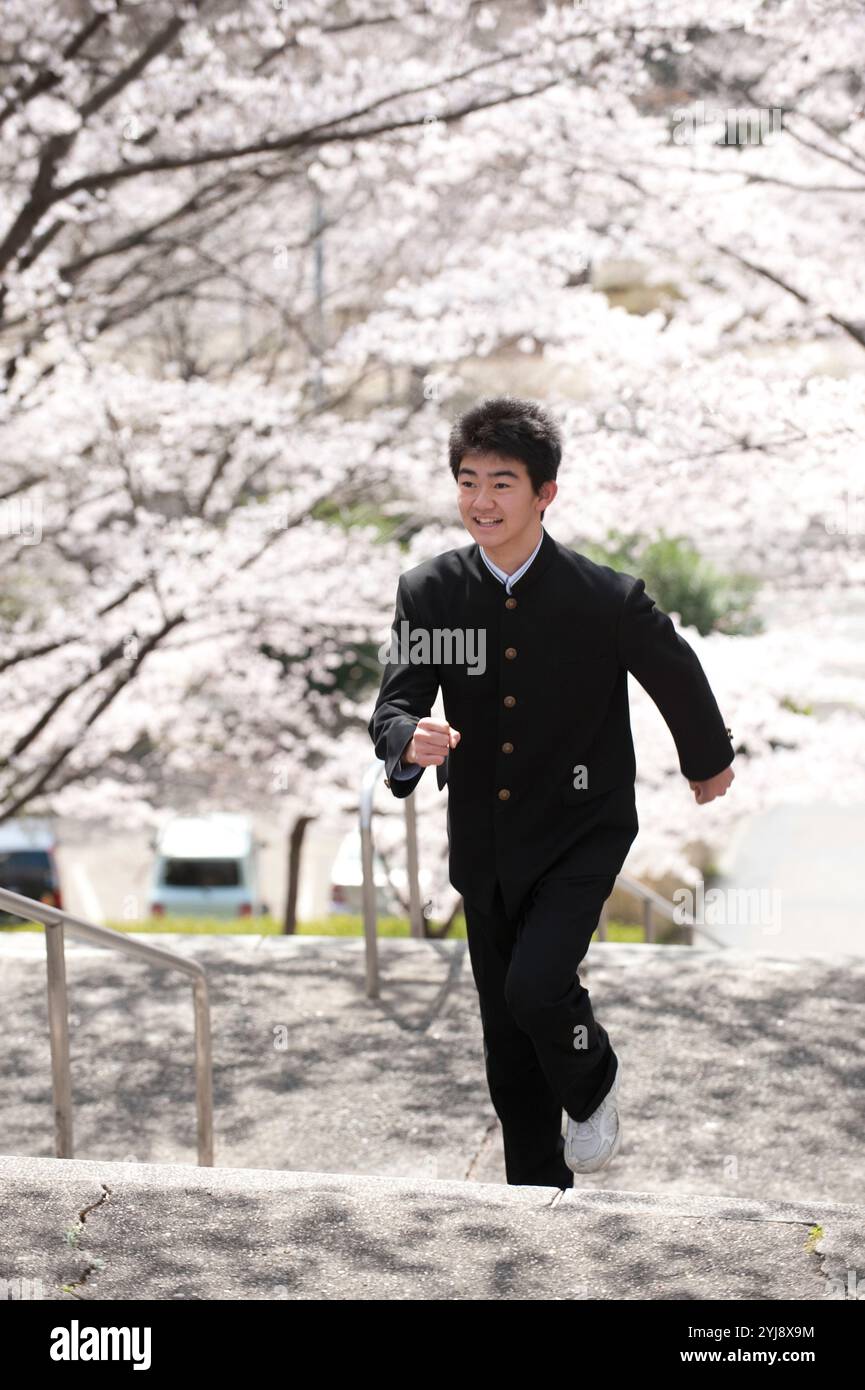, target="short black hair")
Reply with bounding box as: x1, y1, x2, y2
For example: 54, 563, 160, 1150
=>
448, 395, 563, 495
